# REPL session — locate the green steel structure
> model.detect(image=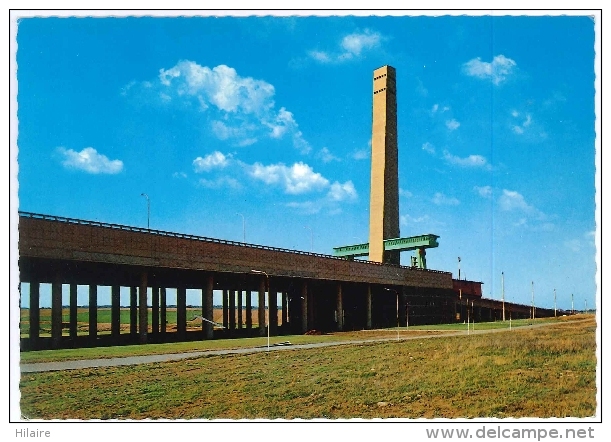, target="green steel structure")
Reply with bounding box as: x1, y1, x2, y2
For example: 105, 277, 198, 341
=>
332, 234, 439, 268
